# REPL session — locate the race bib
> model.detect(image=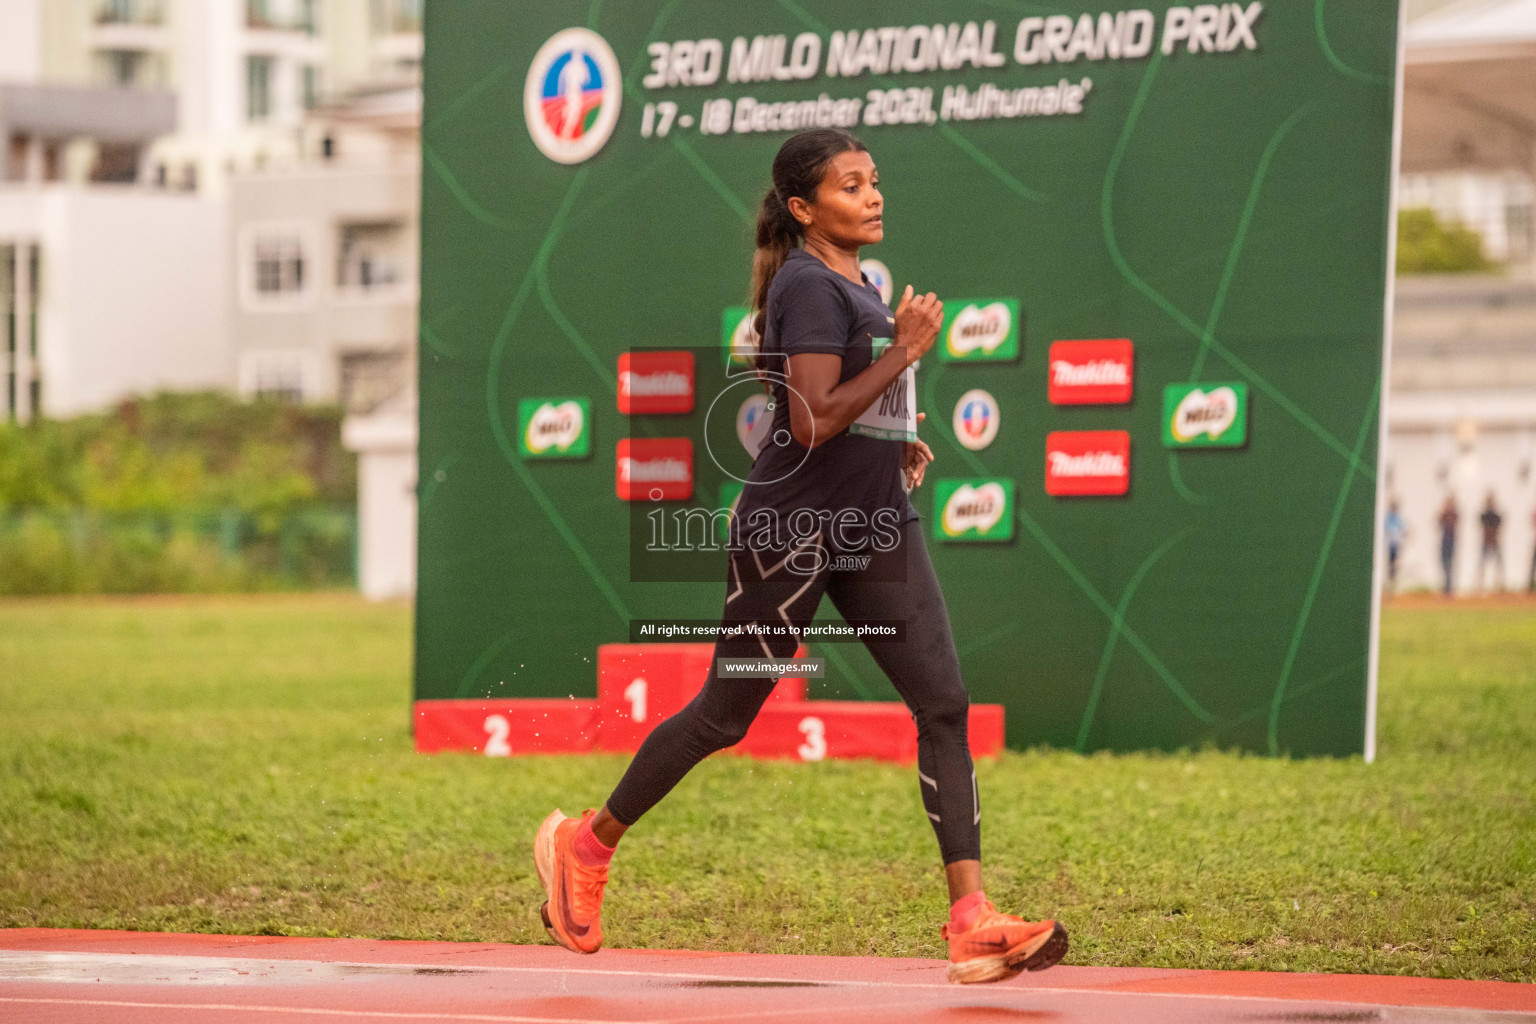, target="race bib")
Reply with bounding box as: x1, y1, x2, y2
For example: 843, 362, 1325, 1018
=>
849, 337, 917, 442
